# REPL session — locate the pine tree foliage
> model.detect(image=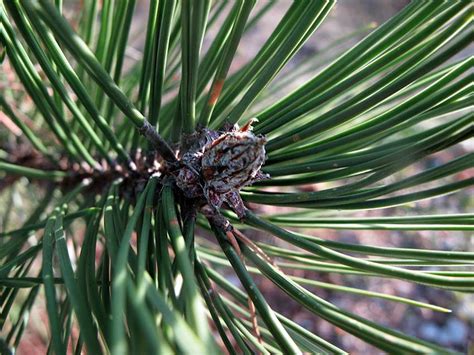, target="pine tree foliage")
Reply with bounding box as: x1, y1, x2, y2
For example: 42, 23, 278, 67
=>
0, 1, 472, 353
